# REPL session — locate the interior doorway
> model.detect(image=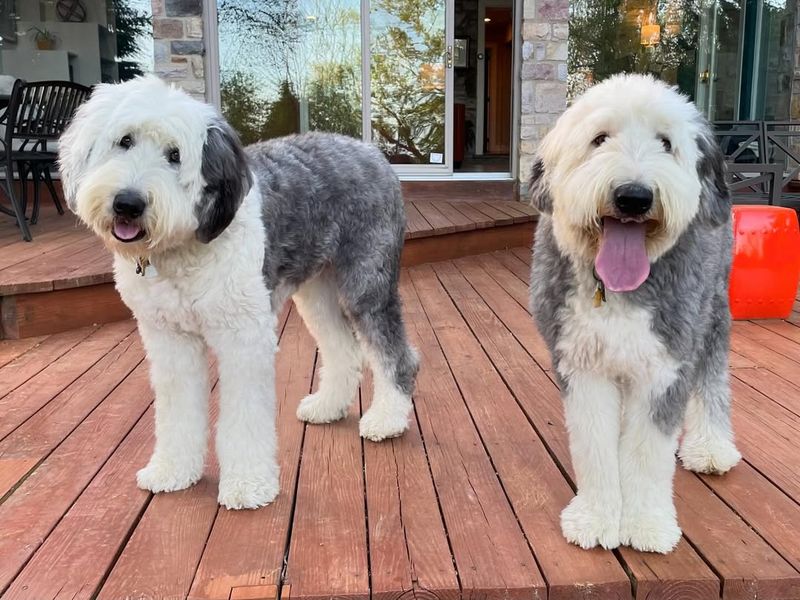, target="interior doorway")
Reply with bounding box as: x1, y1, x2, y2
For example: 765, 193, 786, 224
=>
483, 7, 513, 155
452, 0, 514, 173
